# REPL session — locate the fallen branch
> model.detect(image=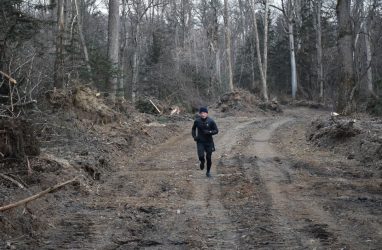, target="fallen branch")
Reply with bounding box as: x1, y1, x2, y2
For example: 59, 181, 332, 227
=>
26, 156, 32, 175
12, 100, 37, 107
0, 100, 37, 110
39, 153, 74, 169
0, 177, 78, 212
0, 173, 27, 190
8, 174, 29, 191
0, 71, 17, 85
149, 99, 162, 114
